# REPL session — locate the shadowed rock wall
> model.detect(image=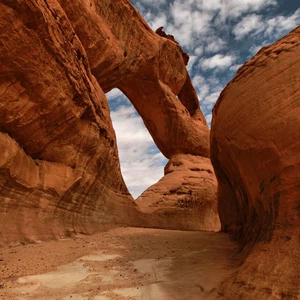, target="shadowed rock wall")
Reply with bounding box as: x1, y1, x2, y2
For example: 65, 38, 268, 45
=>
0, 0, 144, 245
211, 27, 300, 299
